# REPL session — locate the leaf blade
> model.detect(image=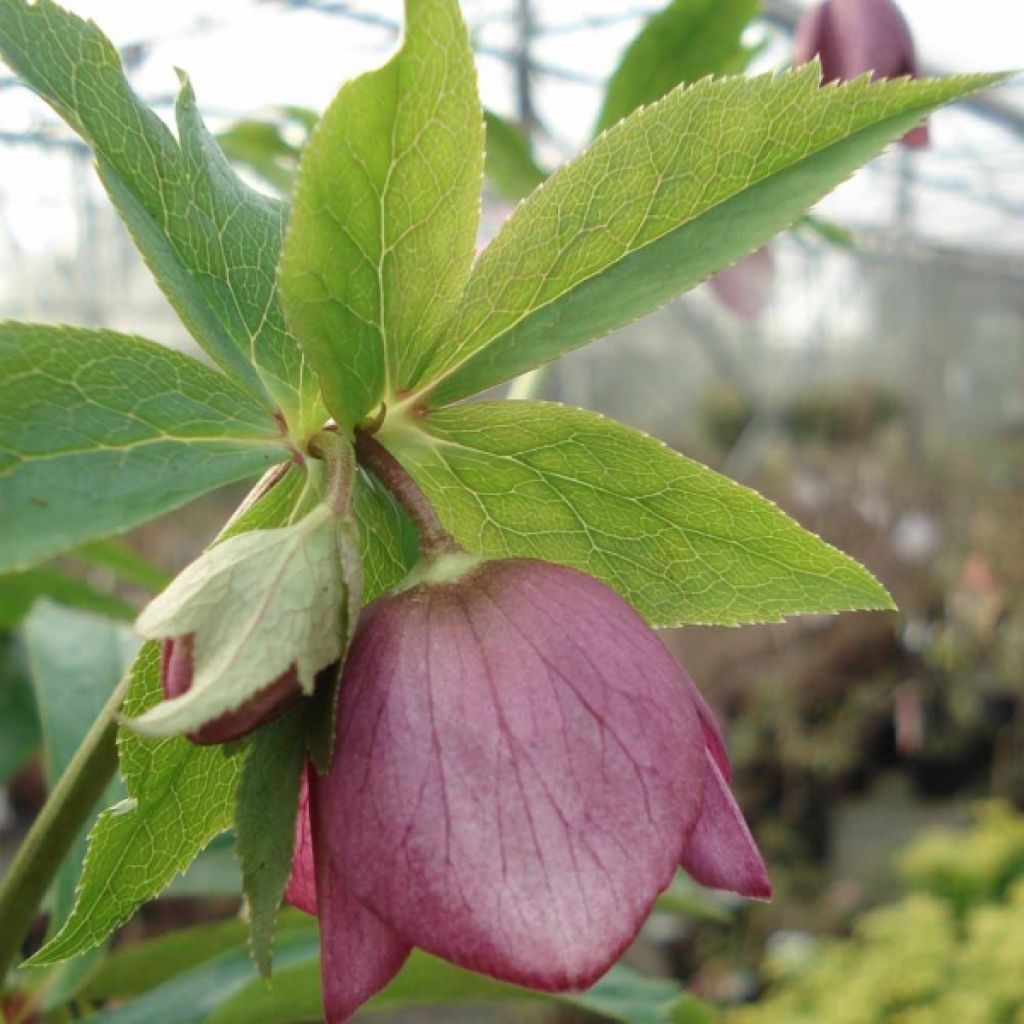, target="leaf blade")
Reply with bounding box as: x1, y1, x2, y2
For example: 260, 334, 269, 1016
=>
0, 324, 289, 573
413, 68, 1005, 407
0, 0, 323, 433
279, 0, 484, 428
389, 401, 894, 626
234, 710, 306, 978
